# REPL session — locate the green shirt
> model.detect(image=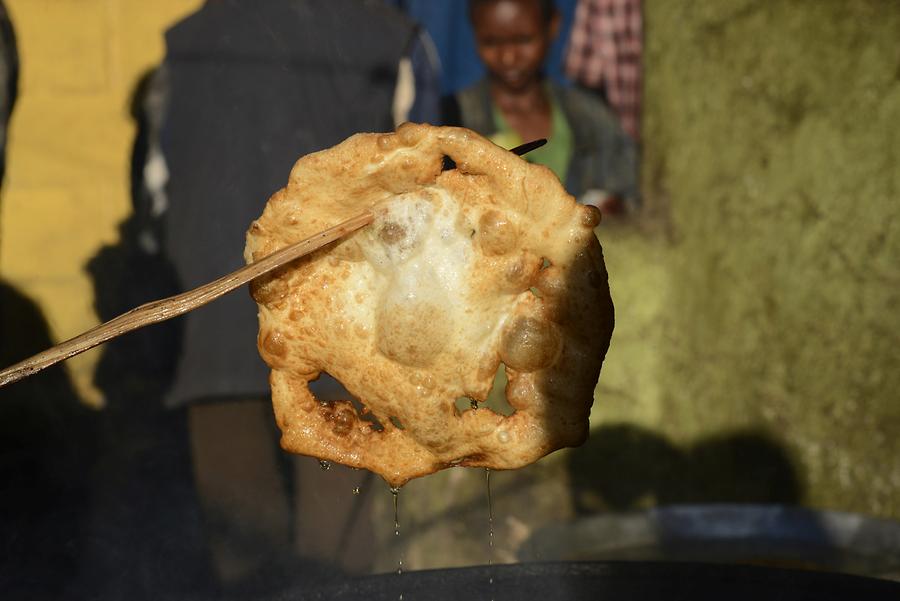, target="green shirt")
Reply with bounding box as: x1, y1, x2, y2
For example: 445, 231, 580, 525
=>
488, 88, 574, 185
